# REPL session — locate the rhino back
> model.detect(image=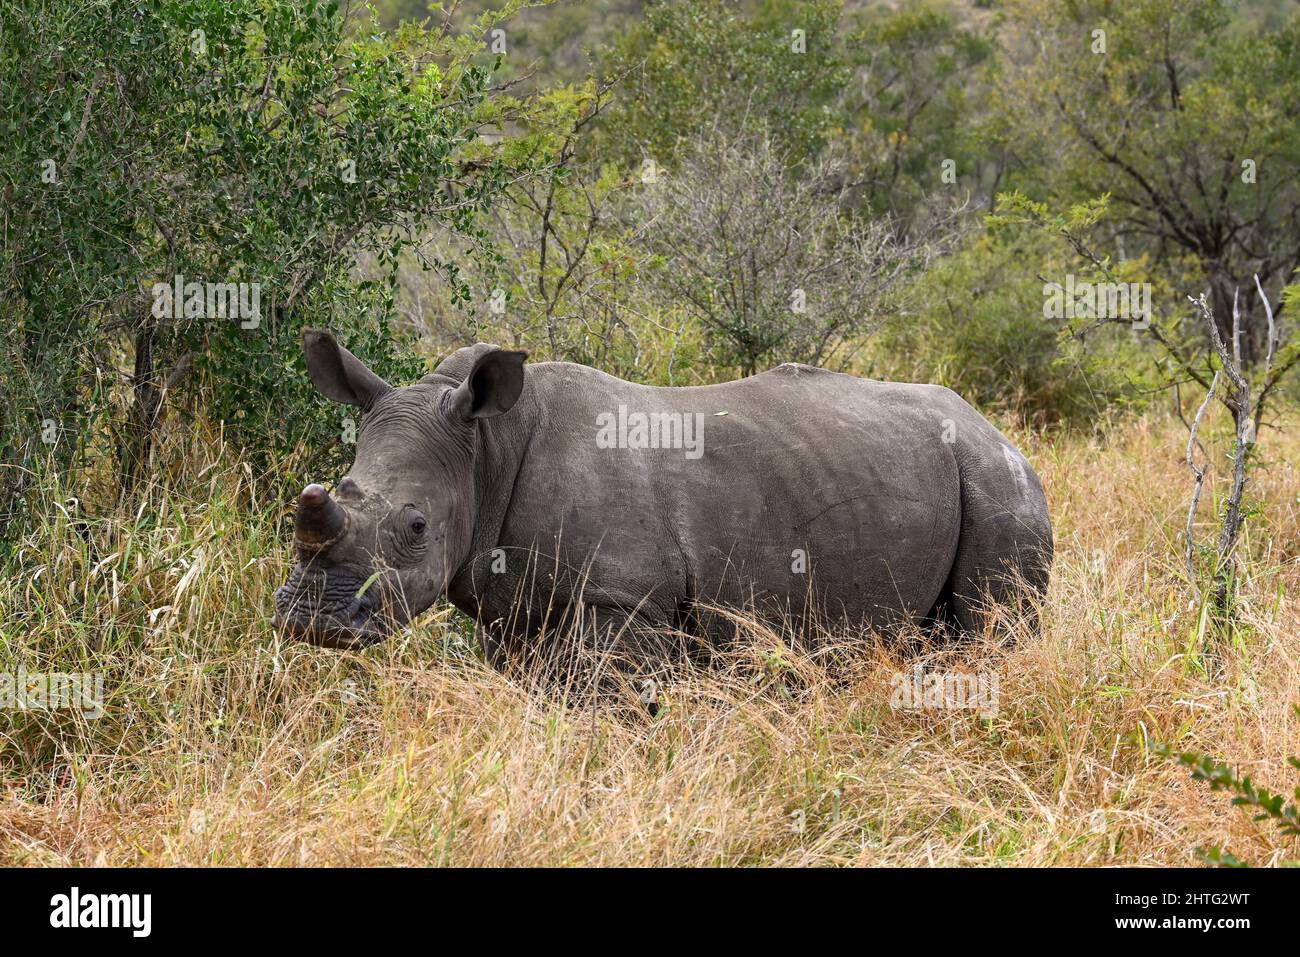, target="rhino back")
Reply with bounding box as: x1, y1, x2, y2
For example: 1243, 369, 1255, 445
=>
486, 361, 974, 628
